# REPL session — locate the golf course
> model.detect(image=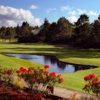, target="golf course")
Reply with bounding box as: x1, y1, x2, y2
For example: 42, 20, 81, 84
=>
0, 42, 100, 92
